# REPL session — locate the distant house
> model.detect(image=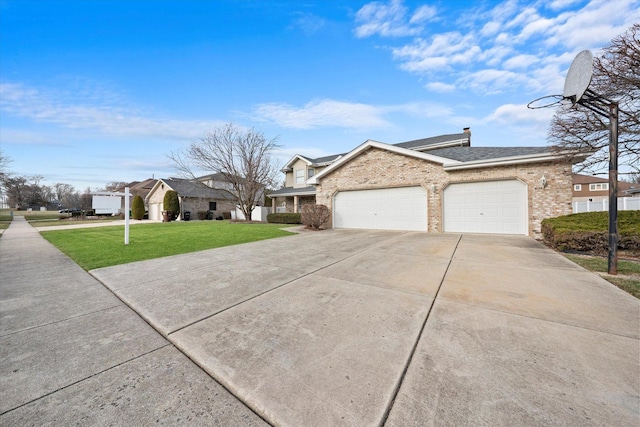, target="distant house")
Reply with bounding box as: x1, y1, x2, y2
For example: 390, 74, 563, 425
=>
145, 177, 236, 220
114, 178, 158, 213
571, 174, 634, 203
